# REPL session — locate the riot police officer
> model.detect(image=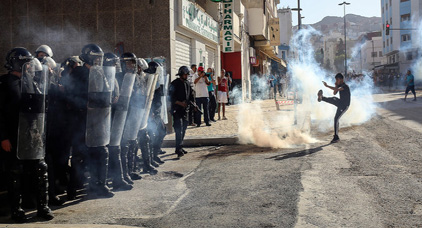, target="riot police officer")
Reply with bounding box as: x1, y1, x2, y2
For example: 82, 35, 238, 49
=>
67, 44, 114, 198
0, 47, 54, 222
106, 52, 134, 191
120, 53, 147, 181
